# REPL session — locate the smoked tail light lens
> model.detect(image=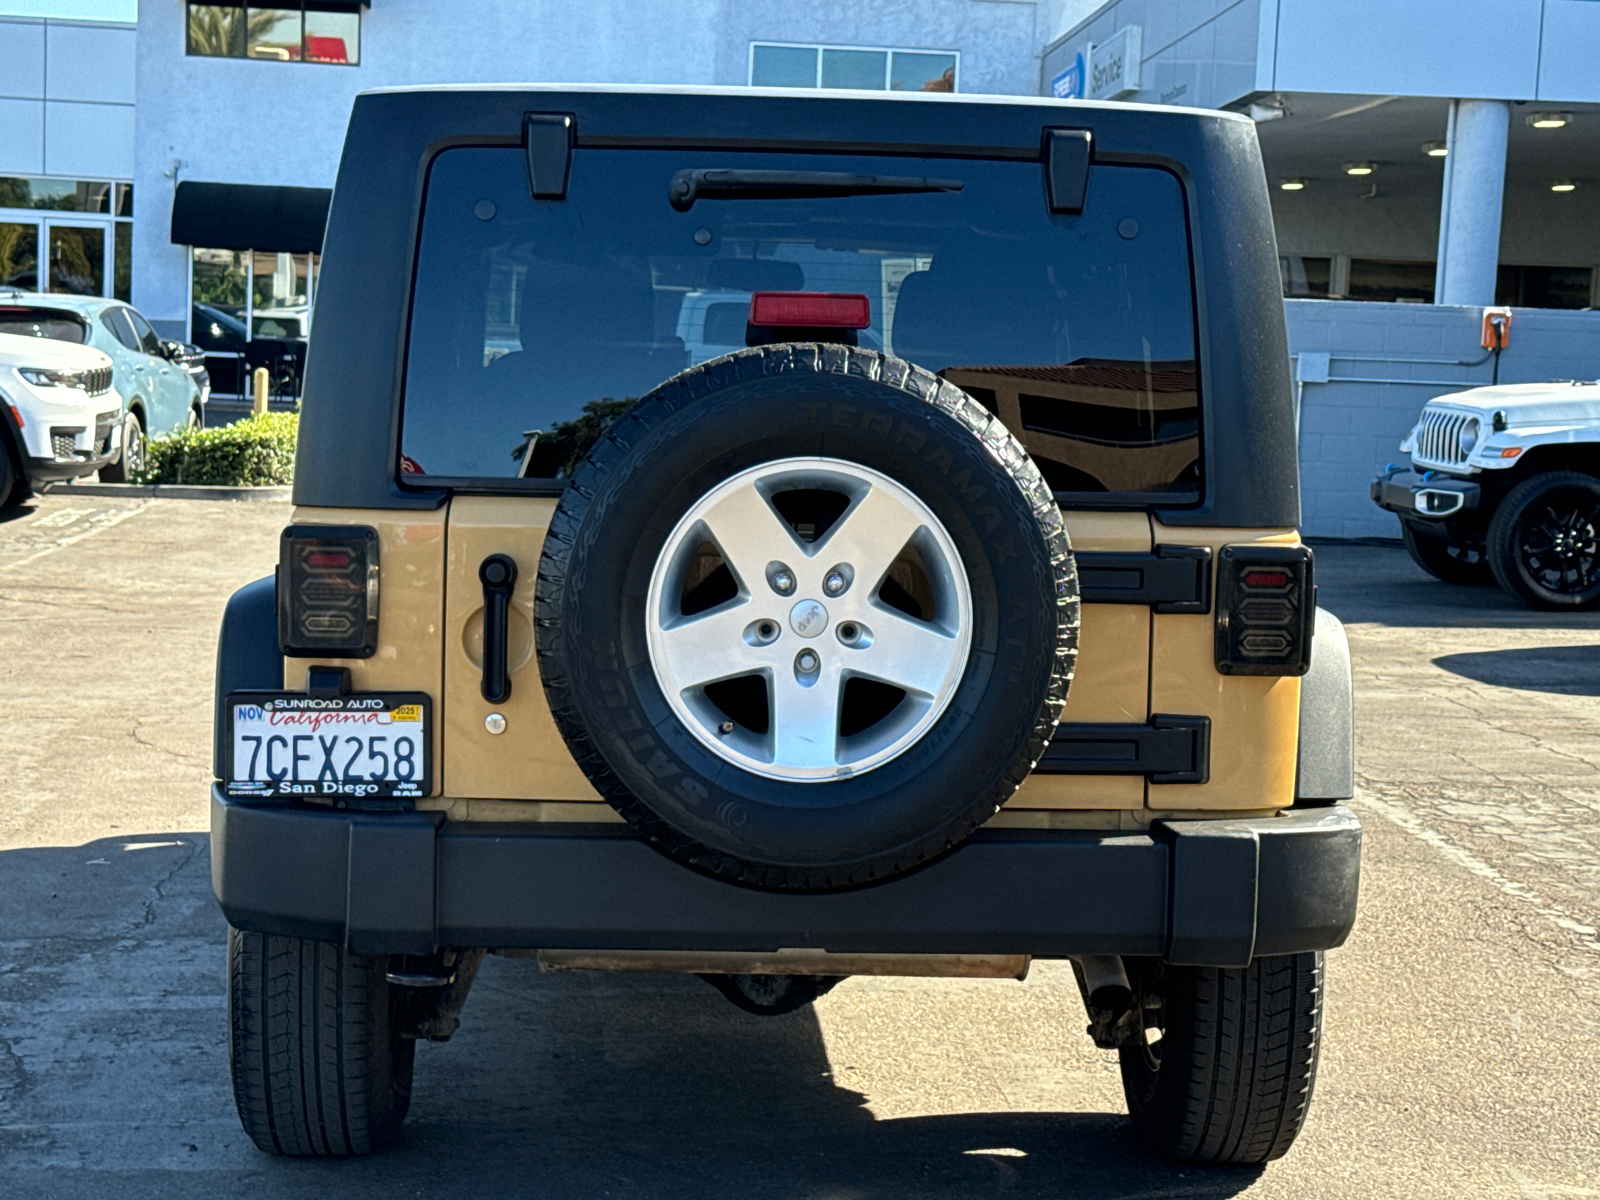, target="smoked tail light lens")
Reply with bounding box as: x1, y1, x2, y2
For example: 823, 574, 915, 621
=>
278, 525, 379, 657
1214, 545, 1314, 676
